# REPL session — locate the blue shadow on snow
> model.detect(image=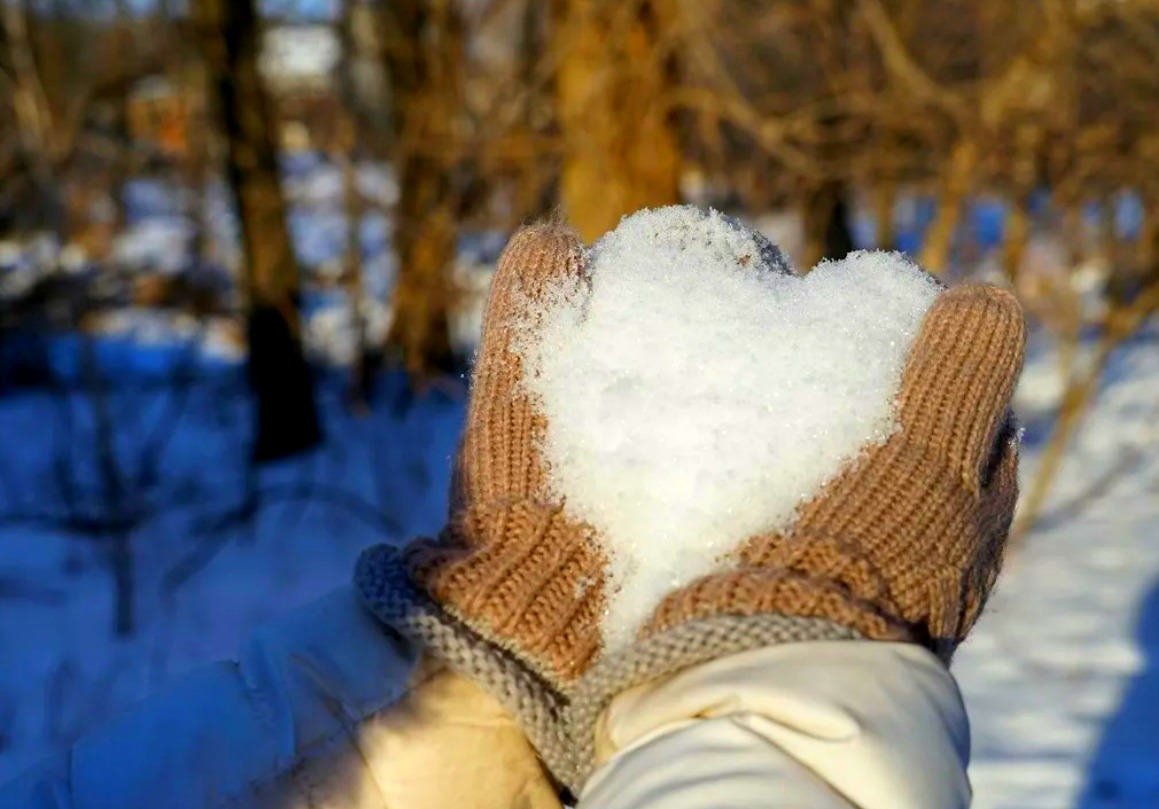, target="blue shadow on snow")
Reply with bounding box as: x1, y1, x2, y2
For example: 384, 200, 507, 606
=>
1076, 580, 1159, 808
